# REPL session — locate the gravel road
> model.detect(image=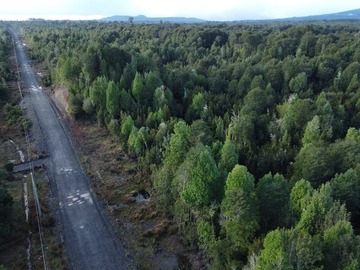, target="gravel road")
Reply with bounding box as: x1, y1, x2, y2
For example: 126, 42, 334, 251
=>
12, 30, 133, 270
